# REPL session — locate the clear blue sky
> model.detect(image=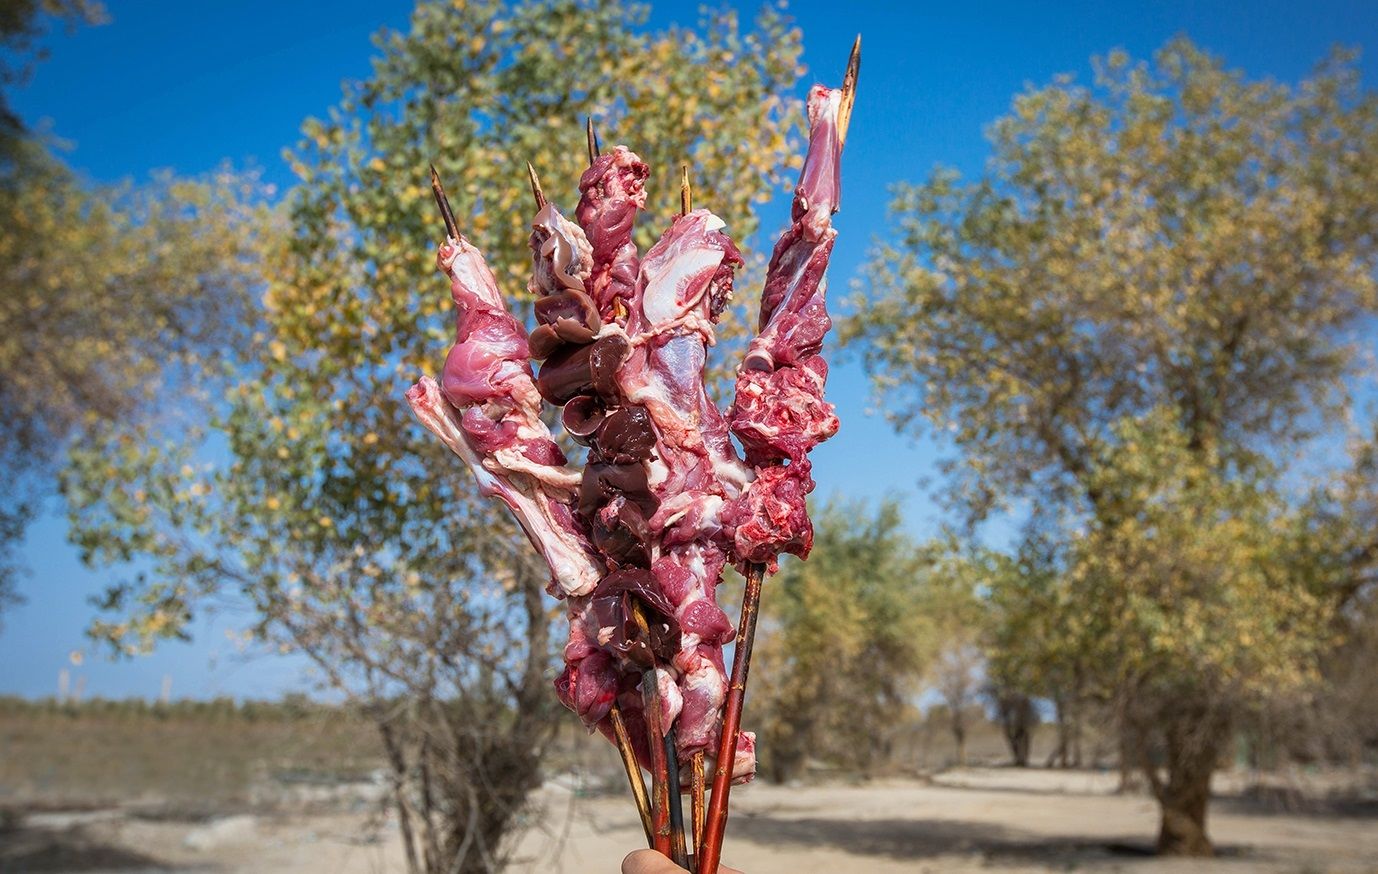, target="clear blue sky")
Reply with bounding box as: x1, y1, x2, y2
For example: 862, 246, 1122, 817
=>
3, 0, 1376, 701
